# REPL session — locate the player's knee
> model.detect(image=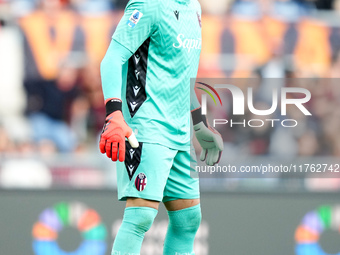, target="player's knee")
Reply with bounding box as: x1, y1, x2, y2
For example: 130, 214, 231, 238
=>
135, 209, 156, 233
168, 204, 201, 234
123, 207, 158, 233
